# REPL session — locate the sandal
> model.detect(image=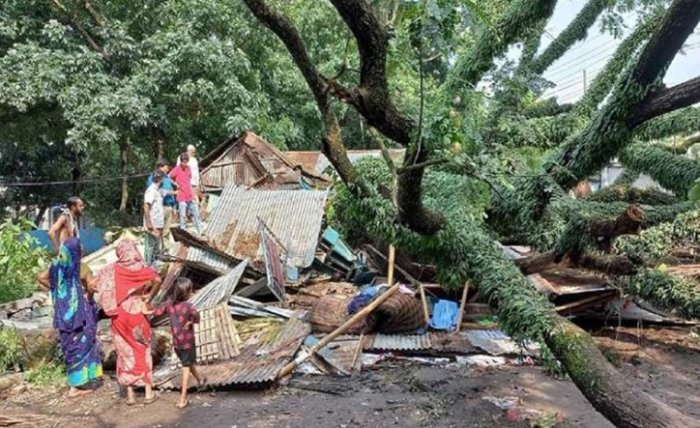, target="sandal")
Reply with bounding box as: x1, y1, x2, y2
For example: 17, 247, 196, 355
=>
176, 400, 190, 409
143, 395, 159, 405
